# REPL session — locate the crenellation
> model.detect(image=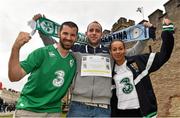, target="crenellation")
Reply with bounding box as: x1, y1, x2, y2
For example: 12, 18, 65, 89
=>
111, 17, 135, 32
